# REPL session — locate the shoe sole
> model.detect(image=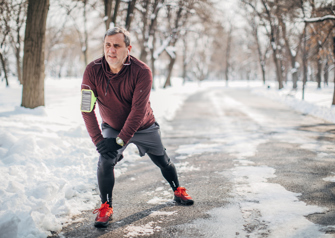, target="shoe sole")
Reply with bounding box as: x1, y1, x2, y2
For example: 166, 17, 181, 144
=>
94, 216, 113, 228
94, 221, 109, 228
174, 197, 194, 206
